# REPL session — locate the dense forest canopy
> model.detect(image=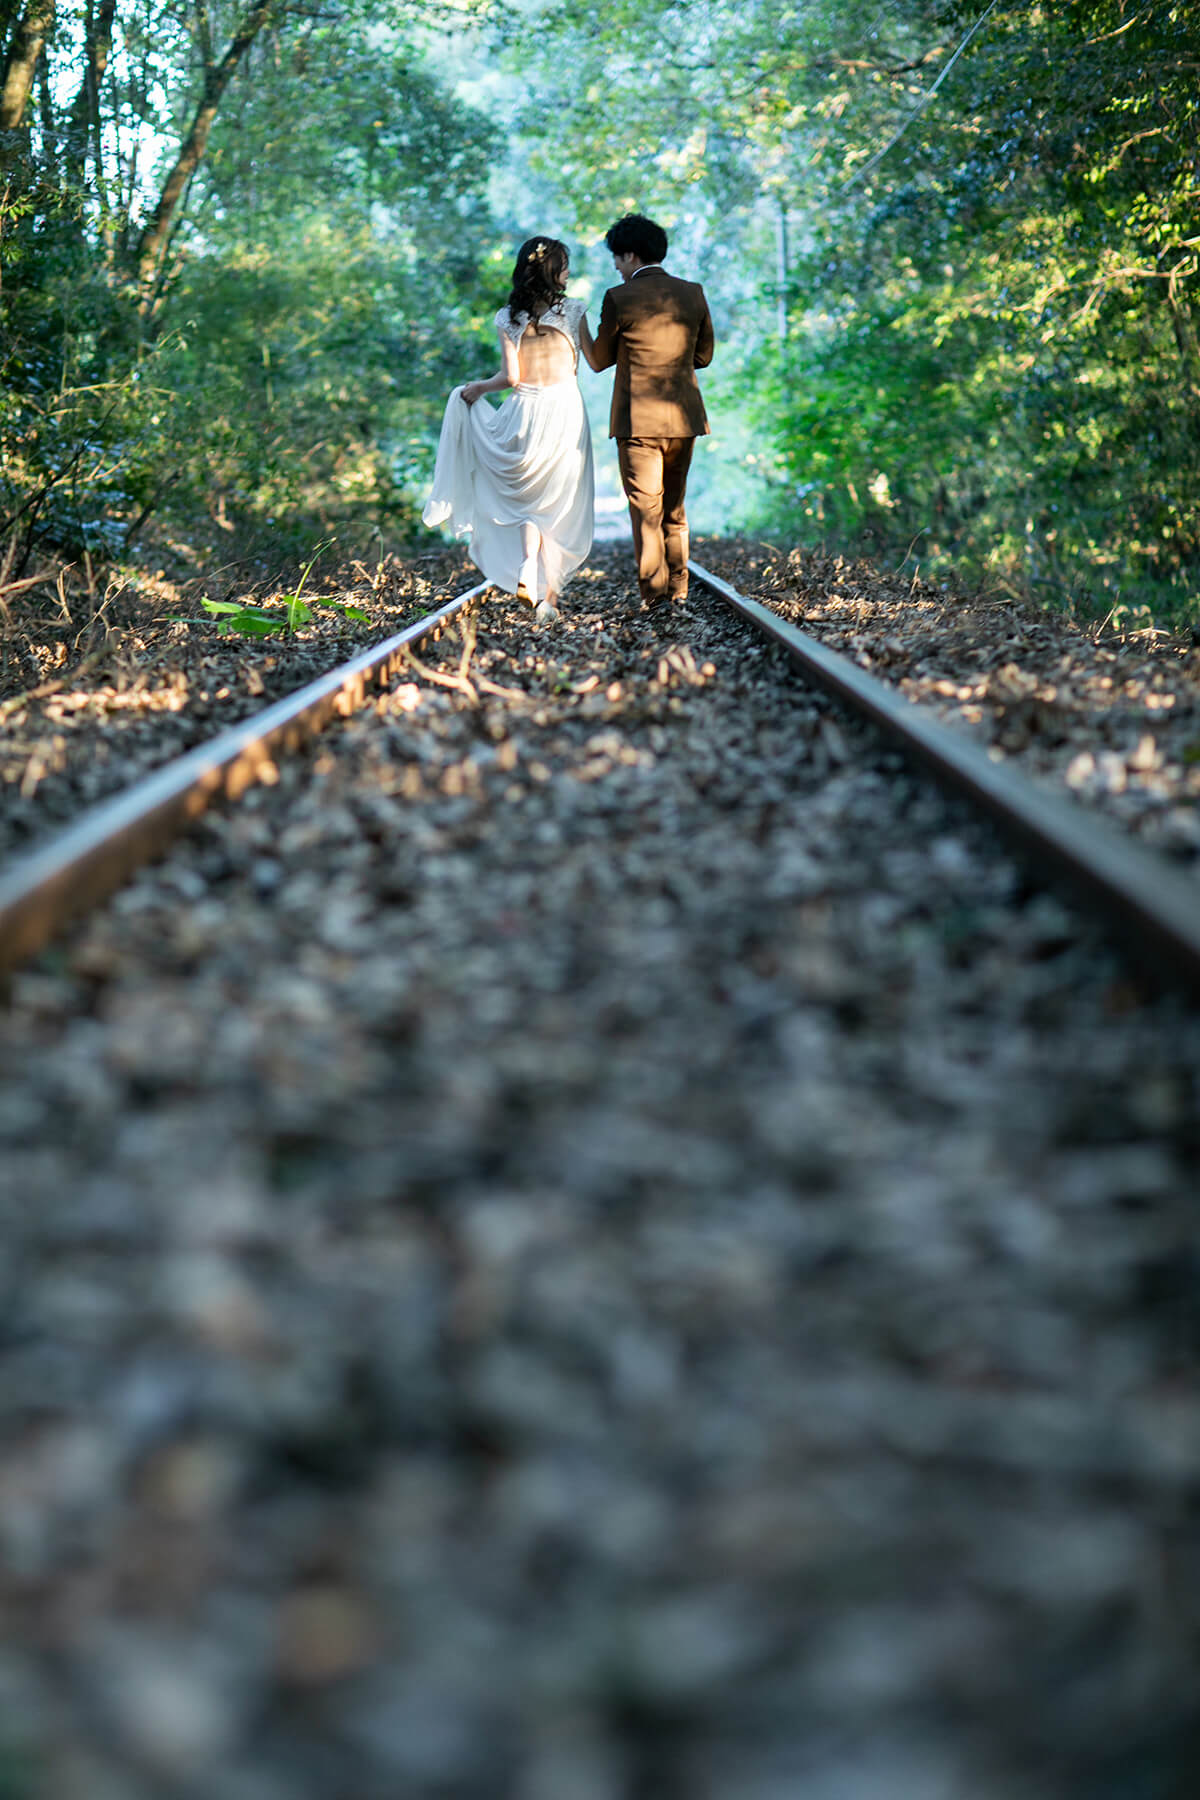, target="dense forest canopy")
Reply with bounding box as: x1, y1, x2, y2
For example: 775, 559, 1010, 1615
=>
2, 0, 1197, 623
0, 0, 502, 569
